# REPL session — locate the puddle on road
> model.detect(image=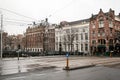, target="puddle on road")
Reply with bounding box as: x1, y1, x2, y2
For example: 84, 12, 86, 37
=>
26, 64, 56, 72
0, 63, 57, 75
